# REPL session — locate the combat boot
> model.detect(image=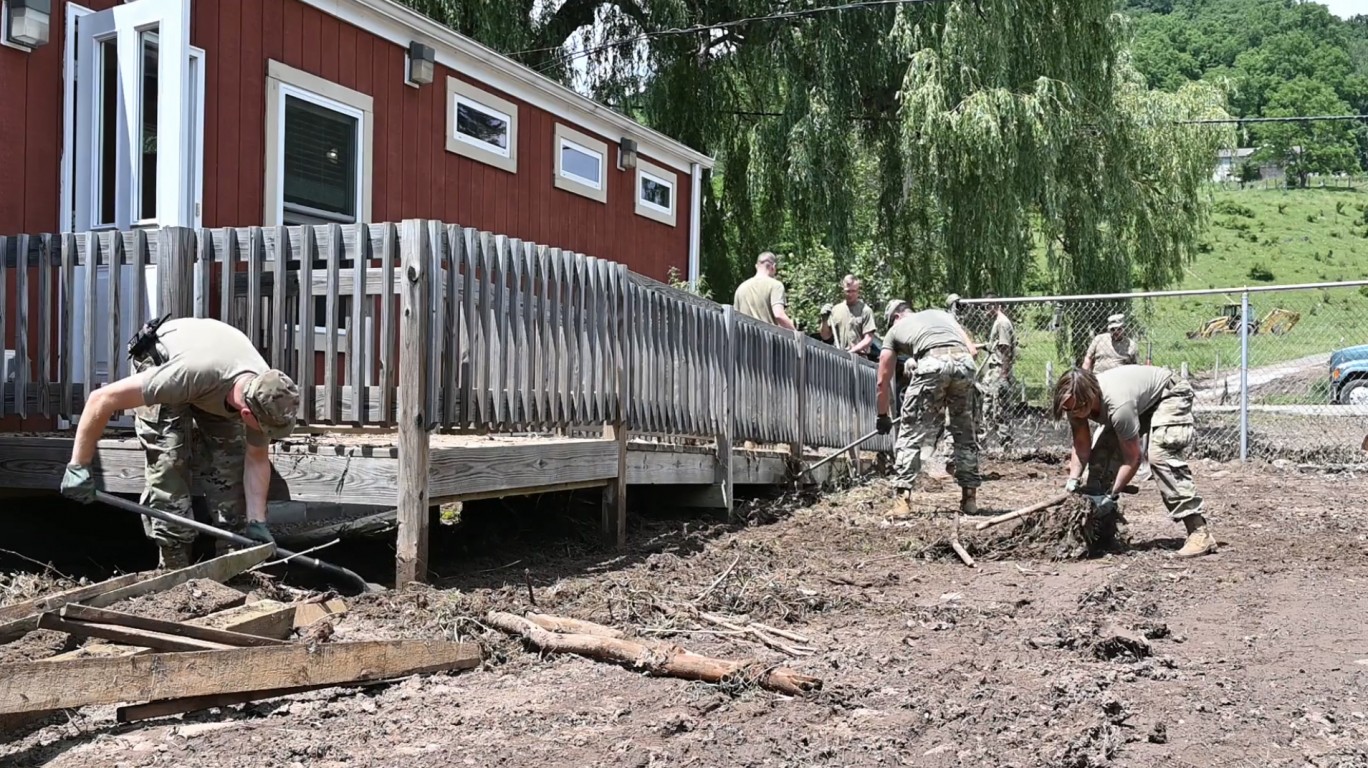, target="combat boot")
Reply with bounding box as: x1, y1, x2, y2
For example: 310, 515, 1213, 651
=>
158, 541, 191, 571
1174, 514, 1217, 558
960, 487, 977, 516
889, 490, 913, 518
